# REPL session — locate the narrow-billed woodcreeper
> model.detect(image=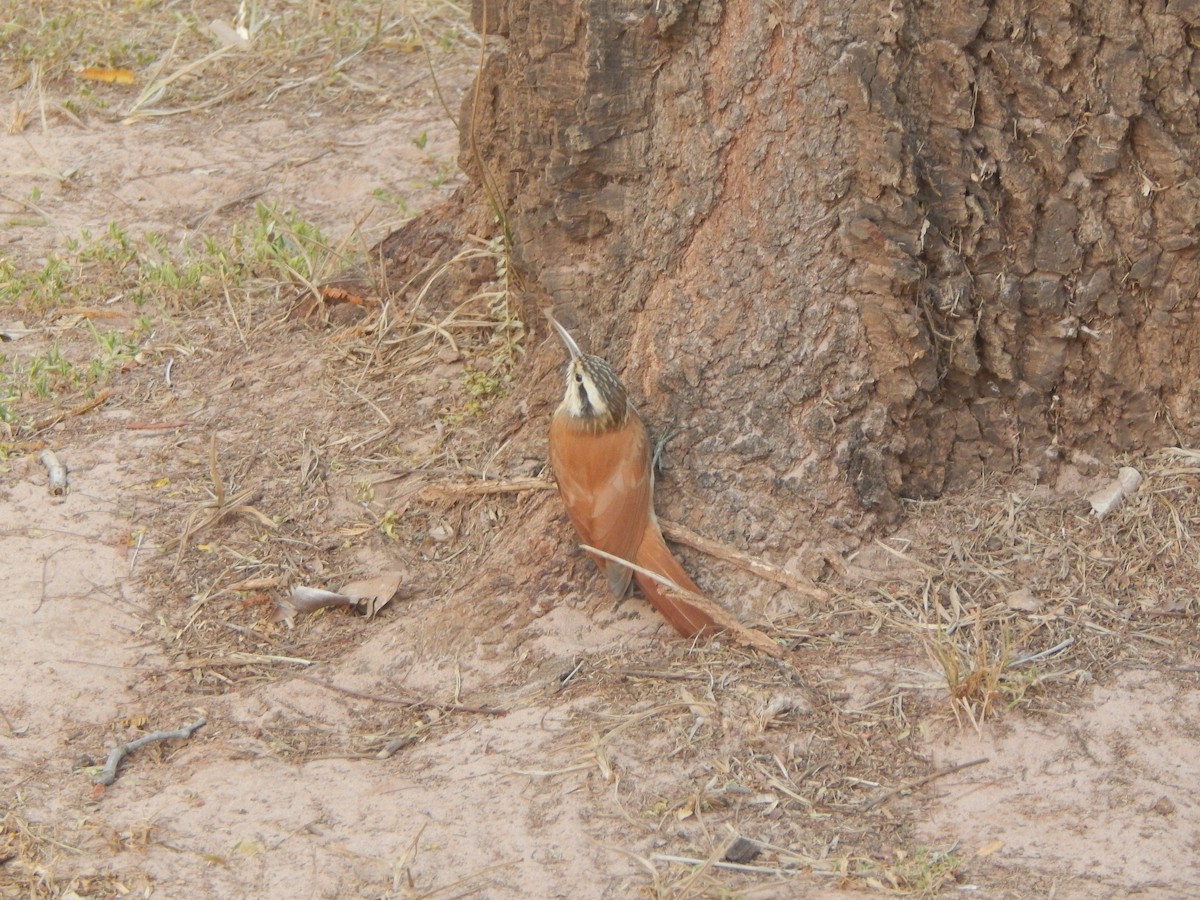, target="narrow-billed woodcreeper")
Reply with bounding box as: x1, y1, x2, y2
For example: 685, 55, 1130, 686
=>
546, 314, 718, 638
